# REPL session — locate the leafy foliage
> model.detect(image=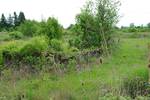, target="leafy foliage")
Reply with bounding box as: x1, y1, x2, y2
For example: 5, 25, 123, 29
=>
18, 20, 39, 36
0, 14, 7, 30
9, 31, 24, 39
0, 36, 48, 66
0, 12, 26, 31
74, 0, 120, 52
39, 17, 63, 39
50, 39, 63, 51
20, 36, 48, 56
18, 12, 26, 24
